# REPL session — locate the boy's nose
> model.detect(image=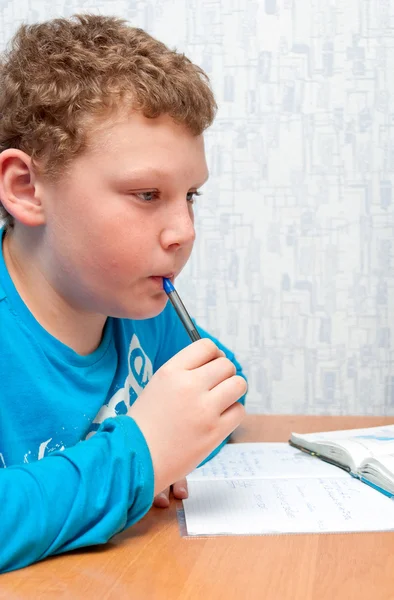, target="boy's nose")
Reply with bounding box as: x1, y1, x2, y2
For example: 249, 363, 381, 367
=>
160, 207, 196, 250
